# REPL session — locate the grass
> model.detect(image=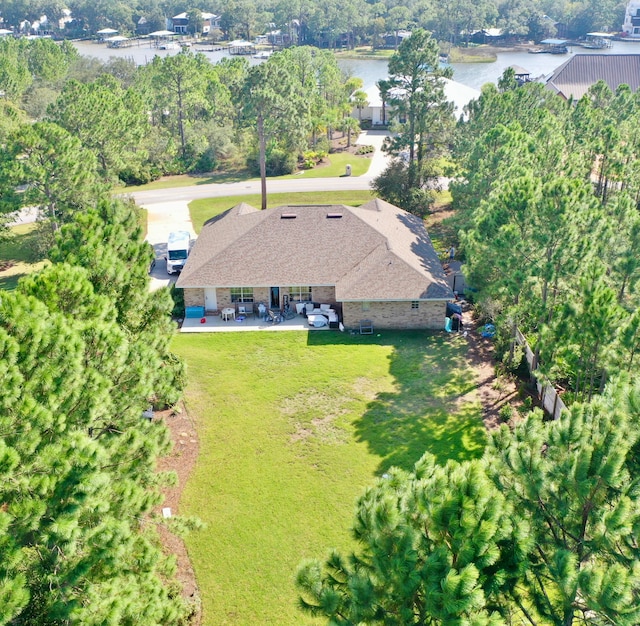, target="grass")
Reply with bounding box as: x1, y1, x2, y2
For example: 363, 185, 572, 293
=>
113, 170, 252, 194
447, 46, 497, 63
189, 190, 375, 232
0, 224, 47, 290
116, 152, 372, 193
172, 330, 486, 626
277, 152, 371, 179
335, 47, 396, 59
